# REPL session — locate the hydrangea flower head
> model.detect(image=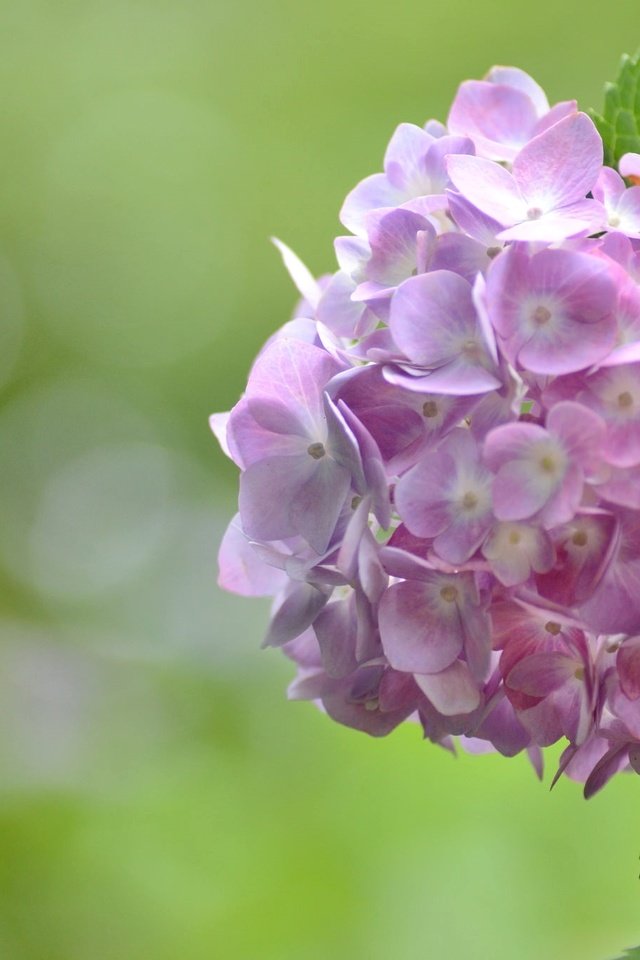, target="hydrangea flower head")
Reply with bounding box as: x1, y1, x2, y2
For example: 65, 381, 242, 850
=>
212, 65, 640, 798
